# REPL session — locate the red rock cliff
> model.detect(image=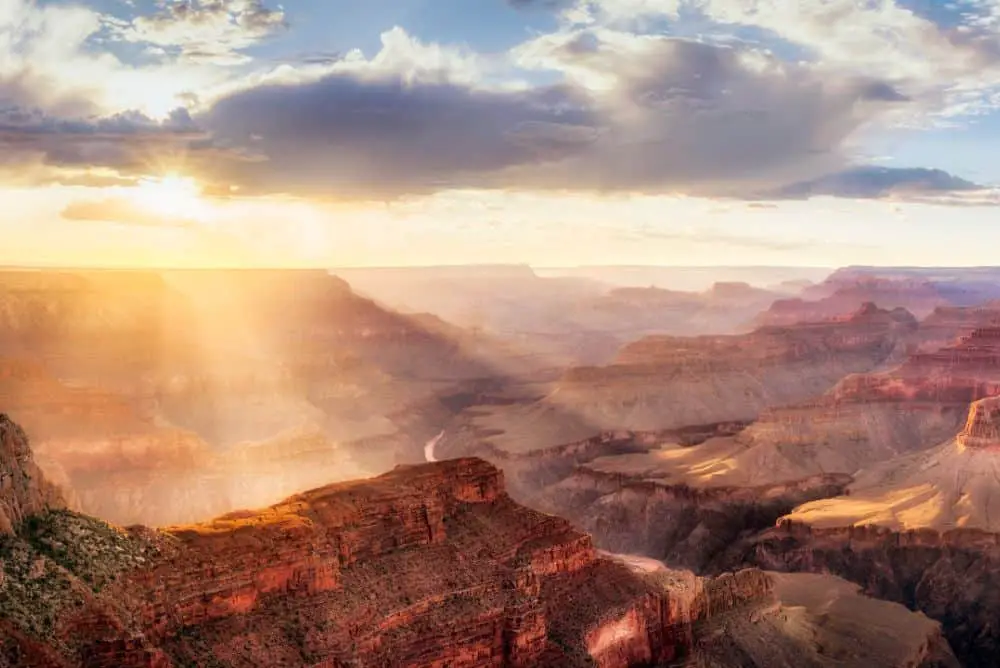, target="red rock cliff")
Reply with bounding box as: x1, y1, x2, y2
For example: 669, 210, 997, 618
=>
1, 446, 775, 667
